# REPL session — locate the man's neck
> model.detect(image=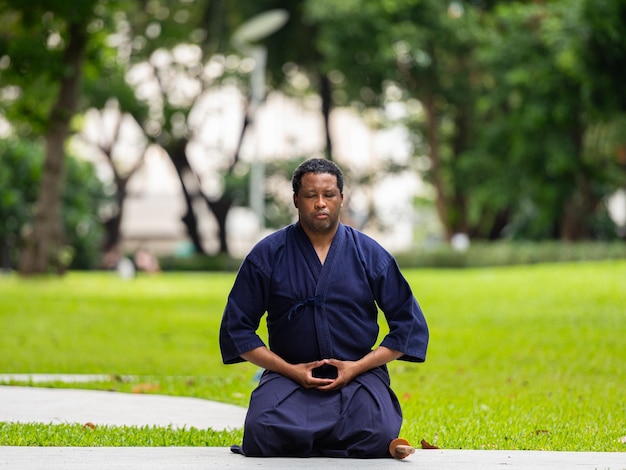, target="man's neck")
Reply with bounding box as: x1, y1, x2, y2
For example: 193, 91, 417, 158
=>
300, 223, 339, 265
